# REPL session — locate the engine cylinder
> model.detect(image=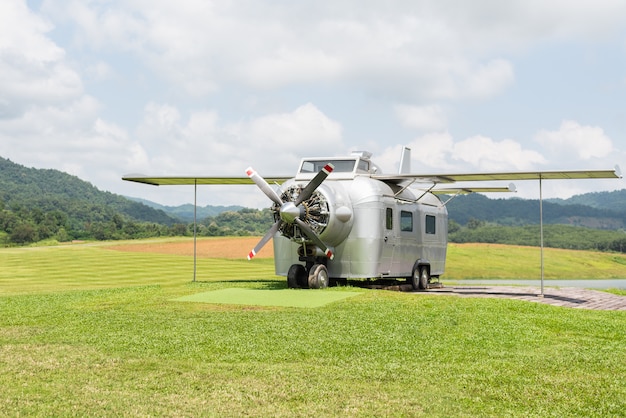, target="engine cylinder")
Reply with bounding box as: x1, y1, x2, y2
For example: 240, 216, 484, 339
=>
272, 182, 353, 247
